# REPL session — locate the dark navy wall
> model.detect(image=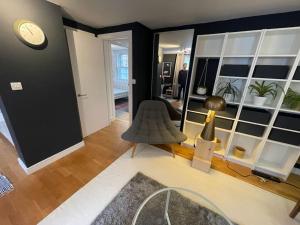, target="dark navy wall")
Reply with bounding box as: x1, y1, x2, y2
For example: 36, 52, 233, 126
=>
0, 0, 82, 167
